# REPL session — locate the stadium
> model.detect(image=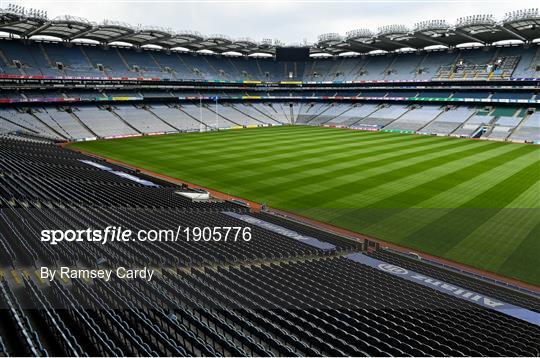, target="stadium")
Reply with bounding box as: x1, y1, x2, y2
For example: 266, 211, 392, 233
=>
0, 2, 539, 357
